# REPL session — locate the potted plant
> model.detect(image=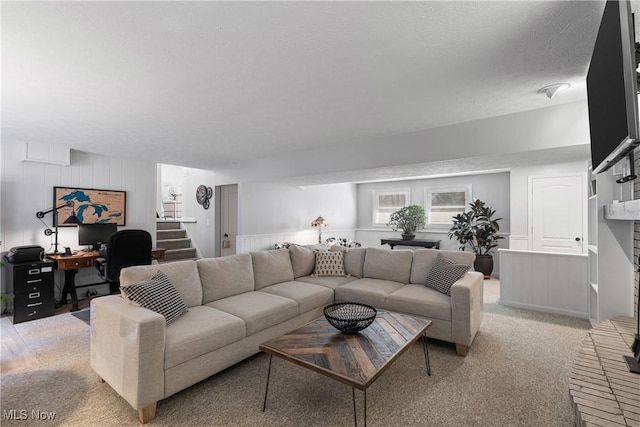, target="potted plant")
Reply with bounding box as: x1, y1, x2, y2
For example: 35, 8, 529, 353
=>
448, 199, 504, 278
387, 205, 427, 240
0, 293, 10, 315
